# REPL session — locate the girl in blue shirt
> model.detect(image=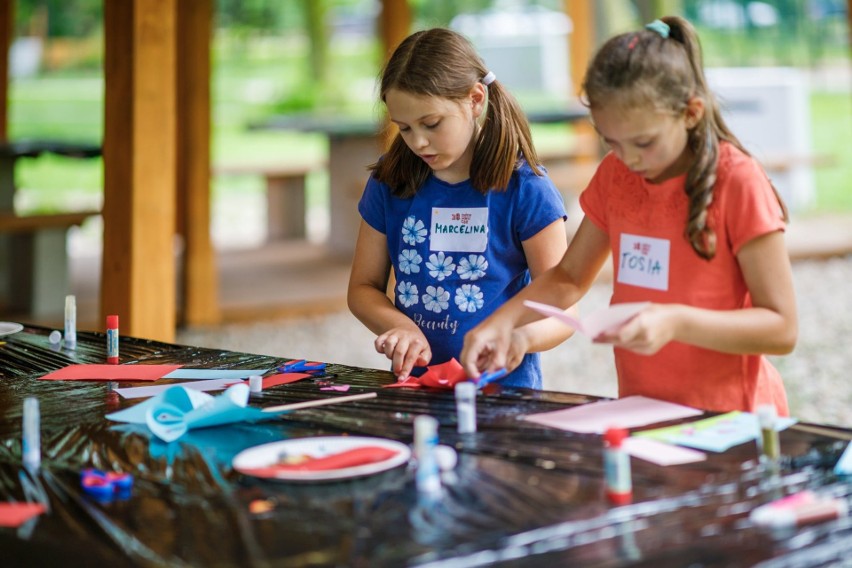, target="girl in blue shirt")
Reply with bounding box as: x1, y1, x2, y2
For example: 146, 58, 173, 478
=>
348, 28, 572, 388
